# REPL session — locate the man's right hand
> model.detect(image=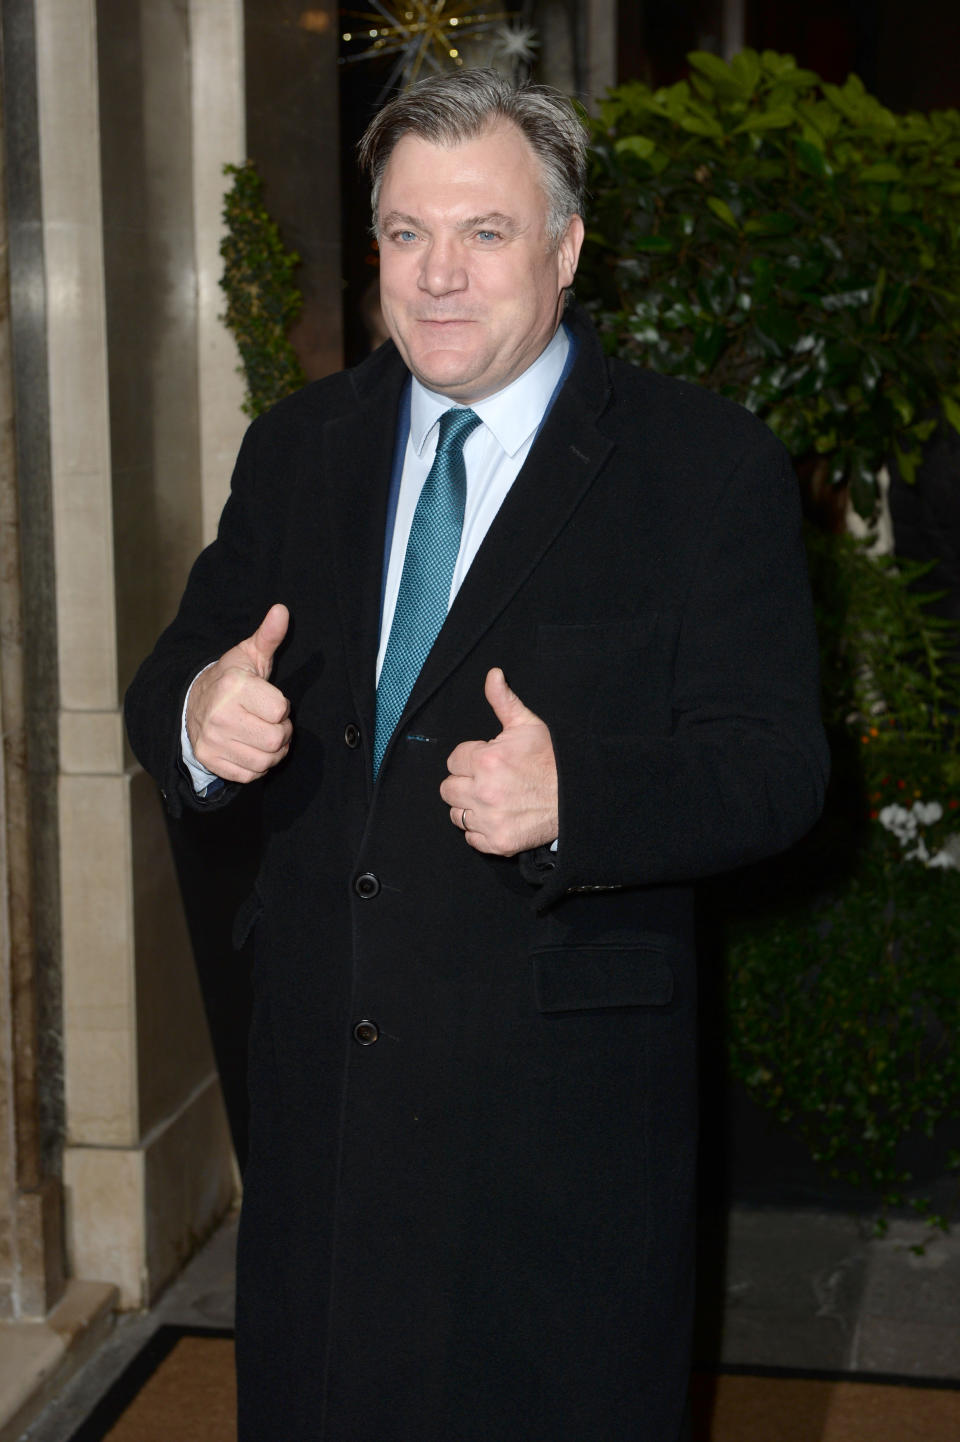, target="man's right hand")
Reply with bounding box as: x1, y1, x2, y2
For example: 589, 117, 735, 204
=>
186, 603, 293, 784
